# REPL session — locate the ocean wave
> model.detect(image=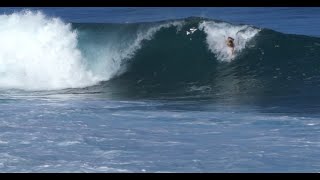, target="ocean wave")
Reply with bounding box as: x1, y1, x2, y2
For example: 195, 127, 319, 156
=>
1, 11, 320, 95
